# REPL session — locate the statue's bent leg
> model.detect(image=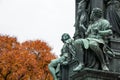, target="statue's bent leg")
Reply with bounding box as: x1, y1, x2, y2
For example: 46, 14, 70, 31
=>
48, 57, 65, 80
48, 60, 58, 80
48, 65, 57, 80
73, 39, 84, 71
89, 41, 109, 71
